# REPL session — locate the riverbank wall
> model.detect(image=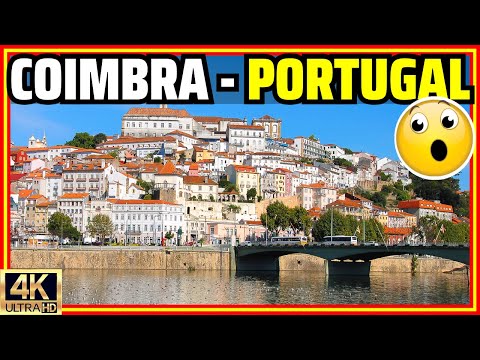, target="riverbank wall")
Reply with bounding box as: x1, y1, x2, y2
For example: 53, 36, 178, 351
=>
11, 249, 466, 273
